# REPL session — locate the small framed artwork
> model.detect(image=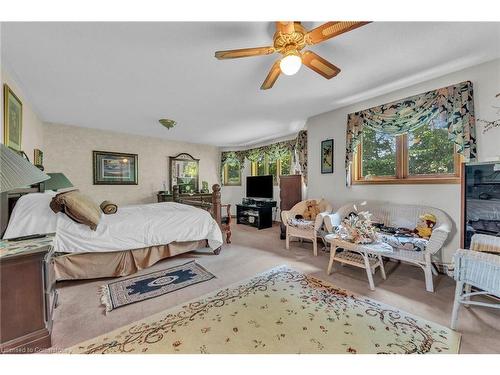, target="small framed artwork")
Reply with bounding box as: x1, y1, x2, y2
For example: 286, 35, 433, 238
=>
3, 84, 23, 151
321, 139, 334, 174
93, 151, 138, 185
34, 149, 44, 167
